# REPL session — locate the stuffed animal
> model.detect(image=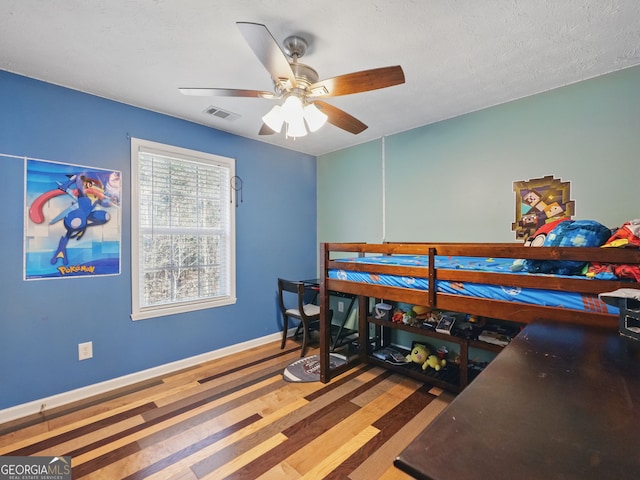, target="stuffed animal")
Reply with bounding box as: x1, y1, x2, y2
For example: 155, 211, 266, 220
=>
392, 308, 405, 324
406, 343, 430, 367
402, 309, 420, 327
424, 354, 447, 371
